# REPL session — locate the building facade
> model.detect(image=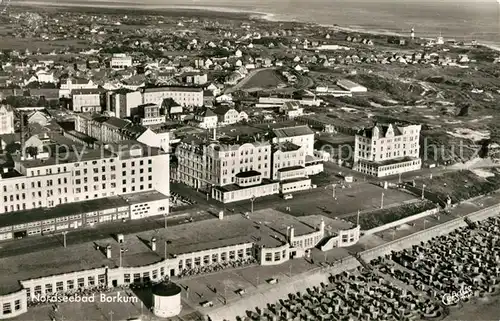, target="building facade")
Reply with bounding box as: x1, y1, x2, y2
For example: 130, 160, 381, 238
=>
0, 105, 14, 135
72, 89, 102, 113
110, 54, 133, 70
272, 125, 315, 156
0, 142, 169, 215
138, 104, 164, 126
106, 90, 143, 119
75, 114, 146, 143
143, 87, 203, 107
353, 123, 422, 177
